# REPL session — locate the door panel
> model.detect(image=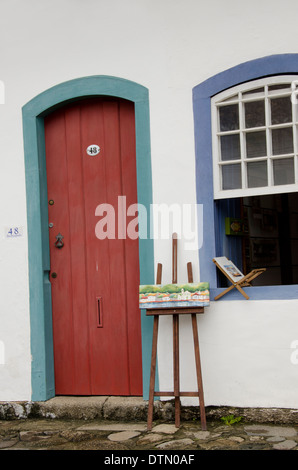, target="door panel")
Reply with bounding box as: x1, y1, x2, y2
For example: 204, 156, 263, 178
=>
44, 98, 142, 395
